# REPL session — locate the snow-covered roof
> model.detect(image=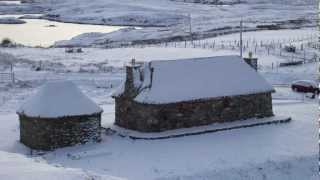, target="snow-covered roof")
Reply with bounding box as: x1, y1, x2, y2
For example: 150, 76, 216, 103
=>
126, 56, 274, 104
17, 81, 103, 118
